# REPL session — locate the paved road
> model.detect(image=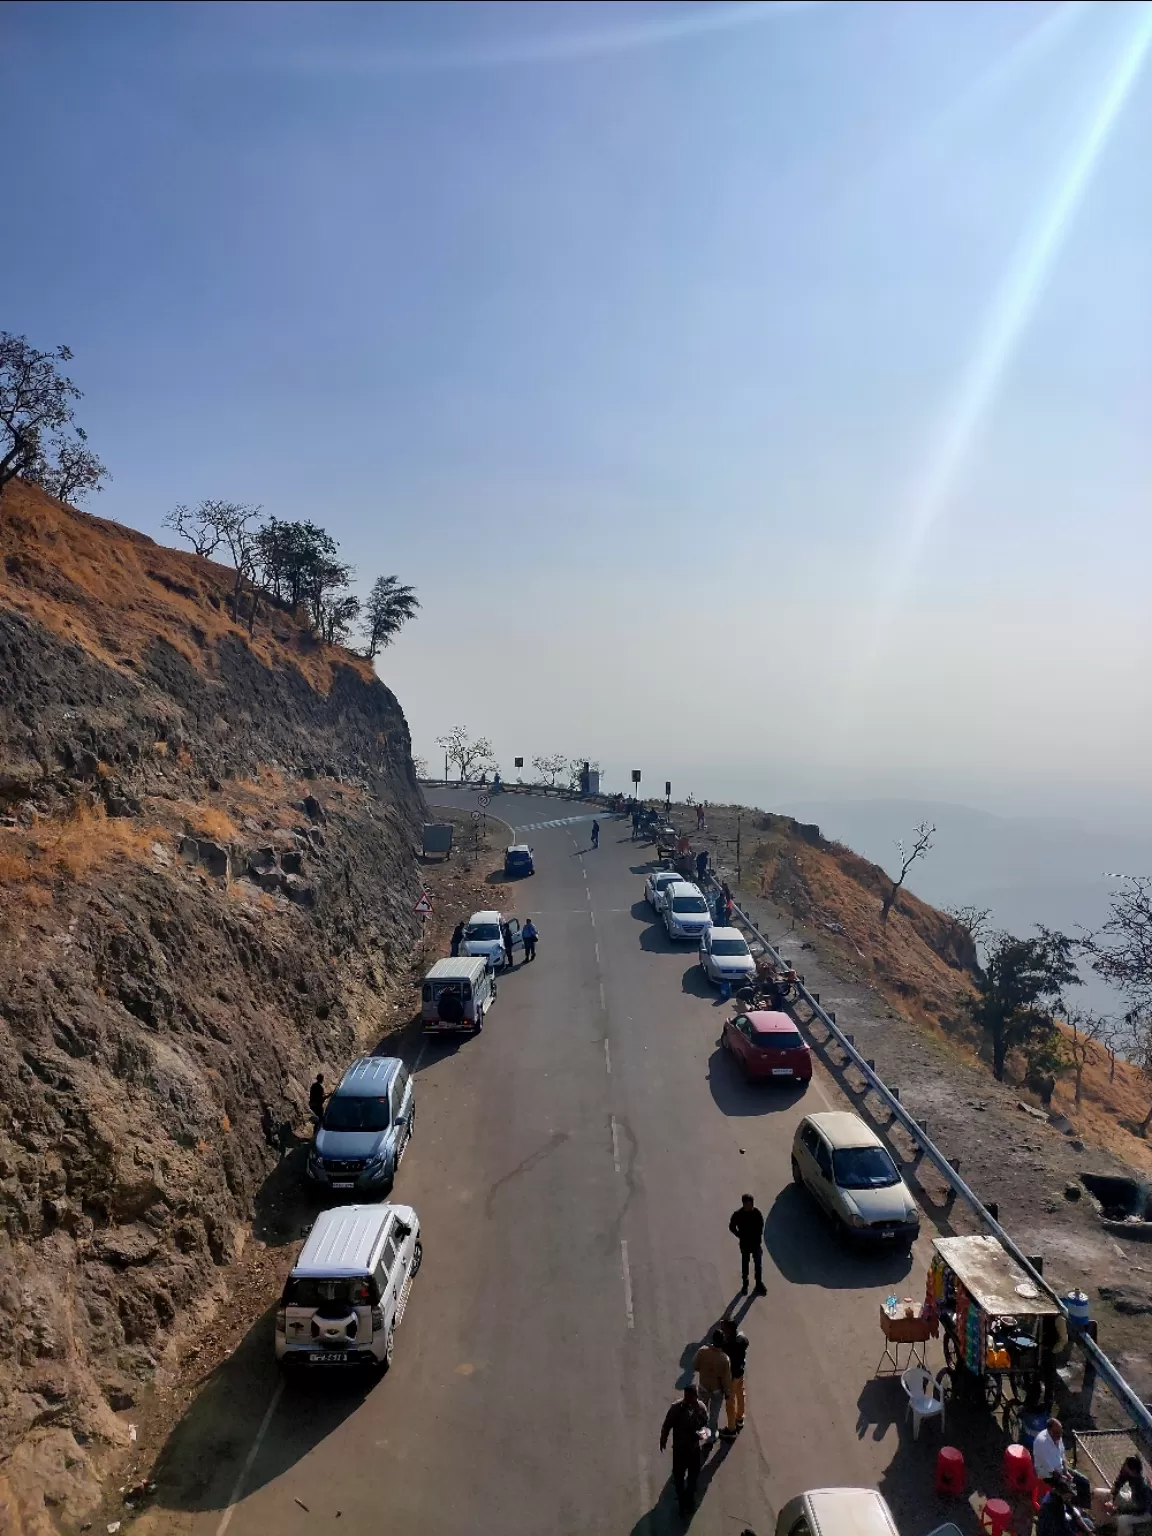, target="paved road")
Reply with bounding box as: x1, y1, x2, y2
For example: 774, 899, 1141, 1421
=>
140, 790, 938, 1536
